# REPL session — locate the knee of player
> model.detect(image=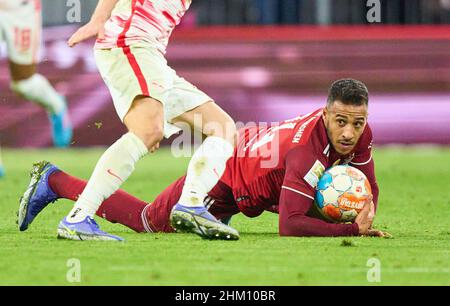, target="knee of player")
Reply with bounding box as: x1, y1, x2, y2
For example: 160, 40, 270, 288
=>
205, 117, 237, 146
138, 127, 164, 149
10, 77, 31, 96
